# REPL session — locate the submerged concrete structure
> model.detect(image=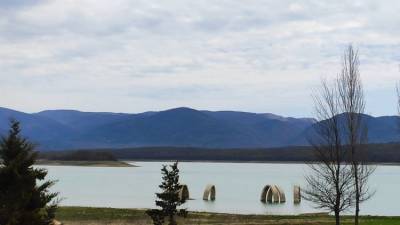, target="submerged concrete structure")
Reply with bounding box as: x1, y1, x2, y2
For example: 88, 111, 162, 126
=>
293, 185, 301, 204
178, 184, 189, 201
260, 184, 286, 203
203, 184, 216, 201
